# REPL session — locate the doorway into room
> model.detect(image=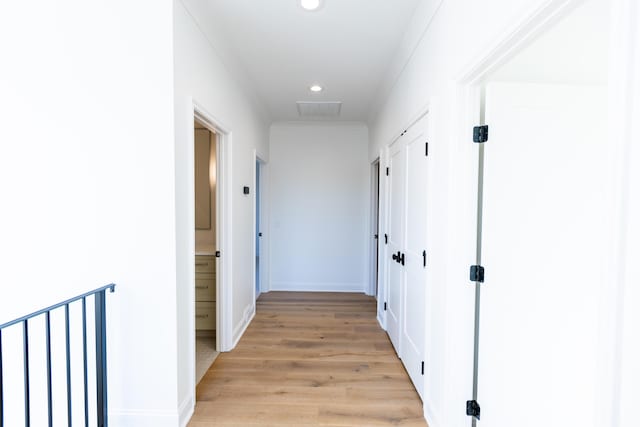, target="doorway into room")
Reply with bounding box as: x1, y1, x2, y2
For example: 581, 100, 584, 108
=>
371, 159, 381, 298
193, 119, 220, 384
464, 0, 619, 425
255, 158, 264, 299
